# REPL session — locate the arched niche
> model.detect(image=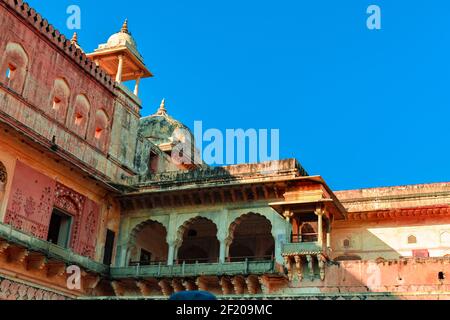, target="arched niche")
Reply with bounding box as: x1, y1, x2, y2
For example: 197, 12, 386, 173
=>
128, 220, 168, 266
68, 94, 90, 138
176, 217, 219, 264
48, 77, 71, 123
1, 42, 29, 94
227, 212, 275, 262
90, 109, 110, 152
